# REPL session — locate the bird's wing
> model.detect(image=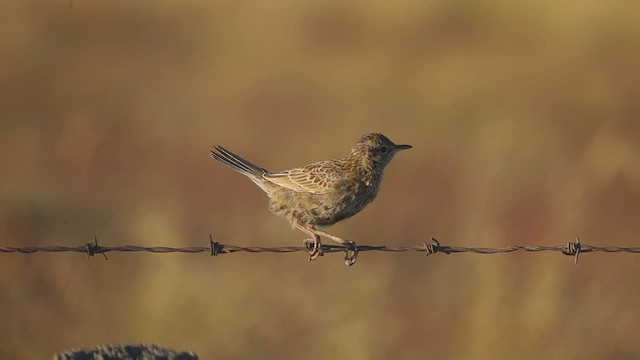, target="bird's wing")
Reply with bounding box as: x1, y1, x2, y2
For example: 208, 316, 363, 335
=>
264, 160, 344, 194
